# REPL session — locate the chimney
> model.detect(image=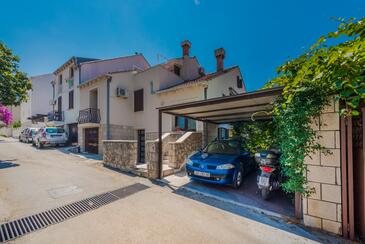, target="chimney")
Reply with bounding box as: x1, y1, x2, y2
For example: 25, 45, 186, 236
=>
214, 48, 225, 72
198, 67, 205, 76
181, 40, 191, 57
